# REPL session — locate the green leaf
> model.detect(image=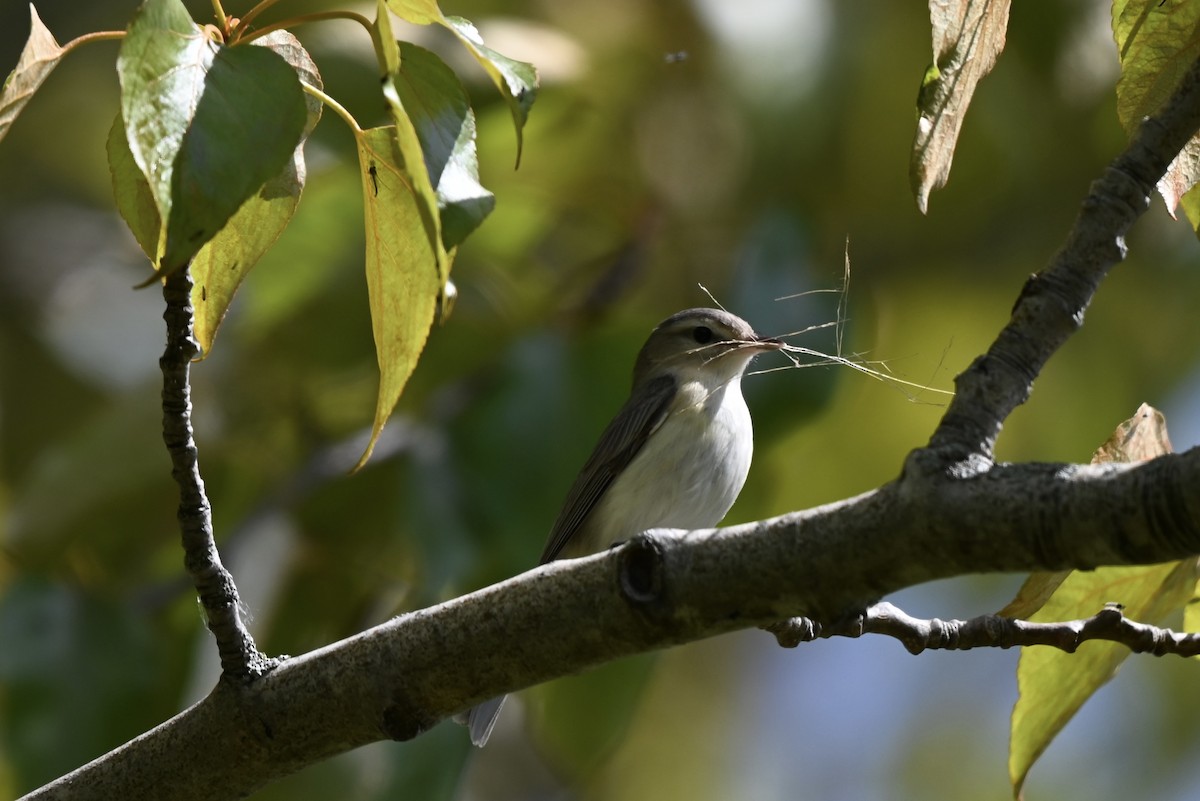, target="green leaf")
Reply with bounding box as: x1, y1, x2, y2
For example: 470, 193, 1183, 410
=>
1112, 0, 1200, 217
441, 16, 538, 166
0, 5, 64, 146
910, 0, 1011, 214
382, 0, 539, 164
190, 30, 323, 358
353, 126, 445, 470
394, 41, 495, 249
116, 0, 306, 273
106, 112, 161, 262
1008, 404, 1188, 797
